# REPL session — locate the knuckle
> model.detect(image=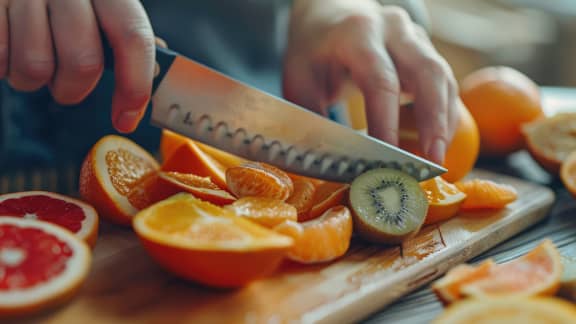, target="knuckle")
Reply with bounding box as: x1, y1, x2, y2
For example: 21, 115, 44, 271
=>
382, 6, 411, 25
67, 51, 103, 77
19, 55, 54, 81
371, 71, 400, 95
121, 24, 155, 52
418, 55, 448, 77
